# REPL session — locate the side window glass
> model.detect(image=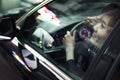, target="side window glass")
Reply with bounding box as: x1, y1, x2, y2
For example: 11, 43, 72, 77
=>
20, 1, 120, 79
